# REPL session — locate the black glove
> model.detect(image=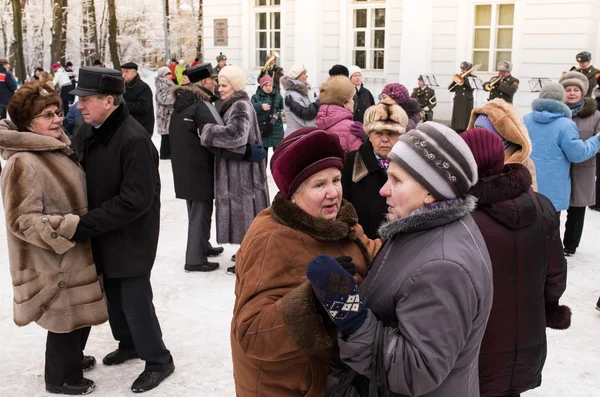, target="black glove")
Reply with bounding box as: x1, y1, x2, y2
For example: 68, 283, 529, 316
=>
243, 144, 267, 162
334, 256, 357, 276
71, 216, 96, 242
